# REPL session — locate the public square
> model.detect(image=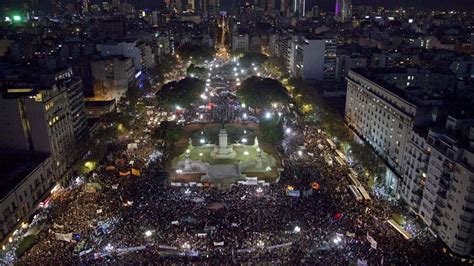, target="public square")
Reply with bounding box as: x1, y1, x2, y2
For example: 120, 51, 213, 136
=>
0, 43, 466, 265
